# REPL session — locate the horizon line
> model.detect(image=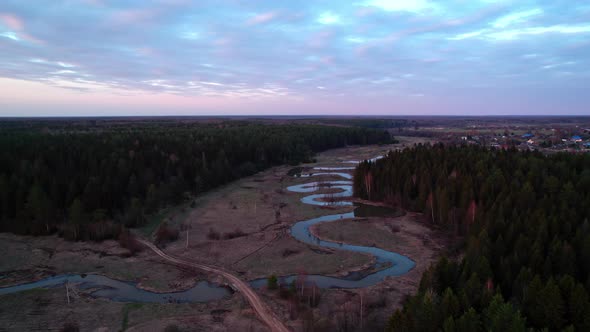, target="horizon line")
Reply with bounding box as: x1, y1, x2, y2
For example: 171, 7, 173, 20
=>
2, 114, 590, 119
